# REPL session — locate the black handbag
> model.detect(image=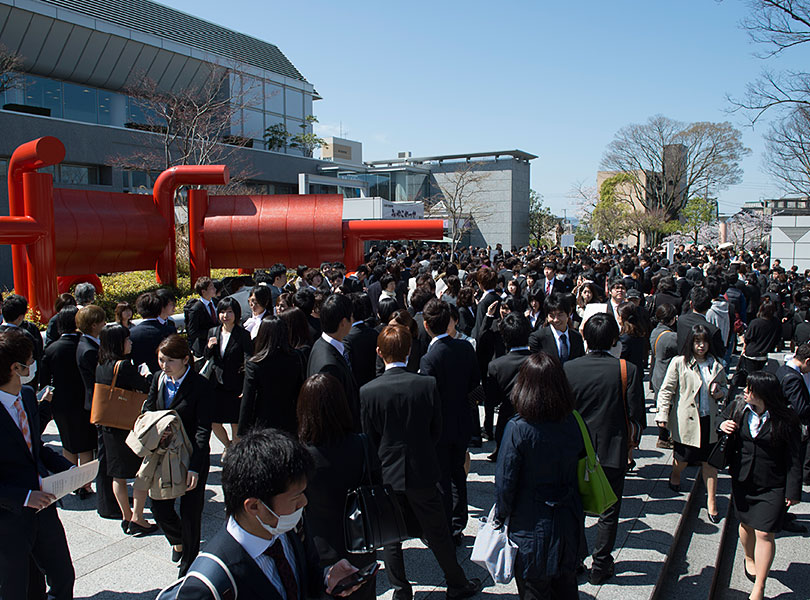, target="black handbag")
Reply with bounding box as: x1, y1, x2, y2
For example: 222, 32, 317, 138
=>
344, 434, 408, 554
706, 432, 731, 469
